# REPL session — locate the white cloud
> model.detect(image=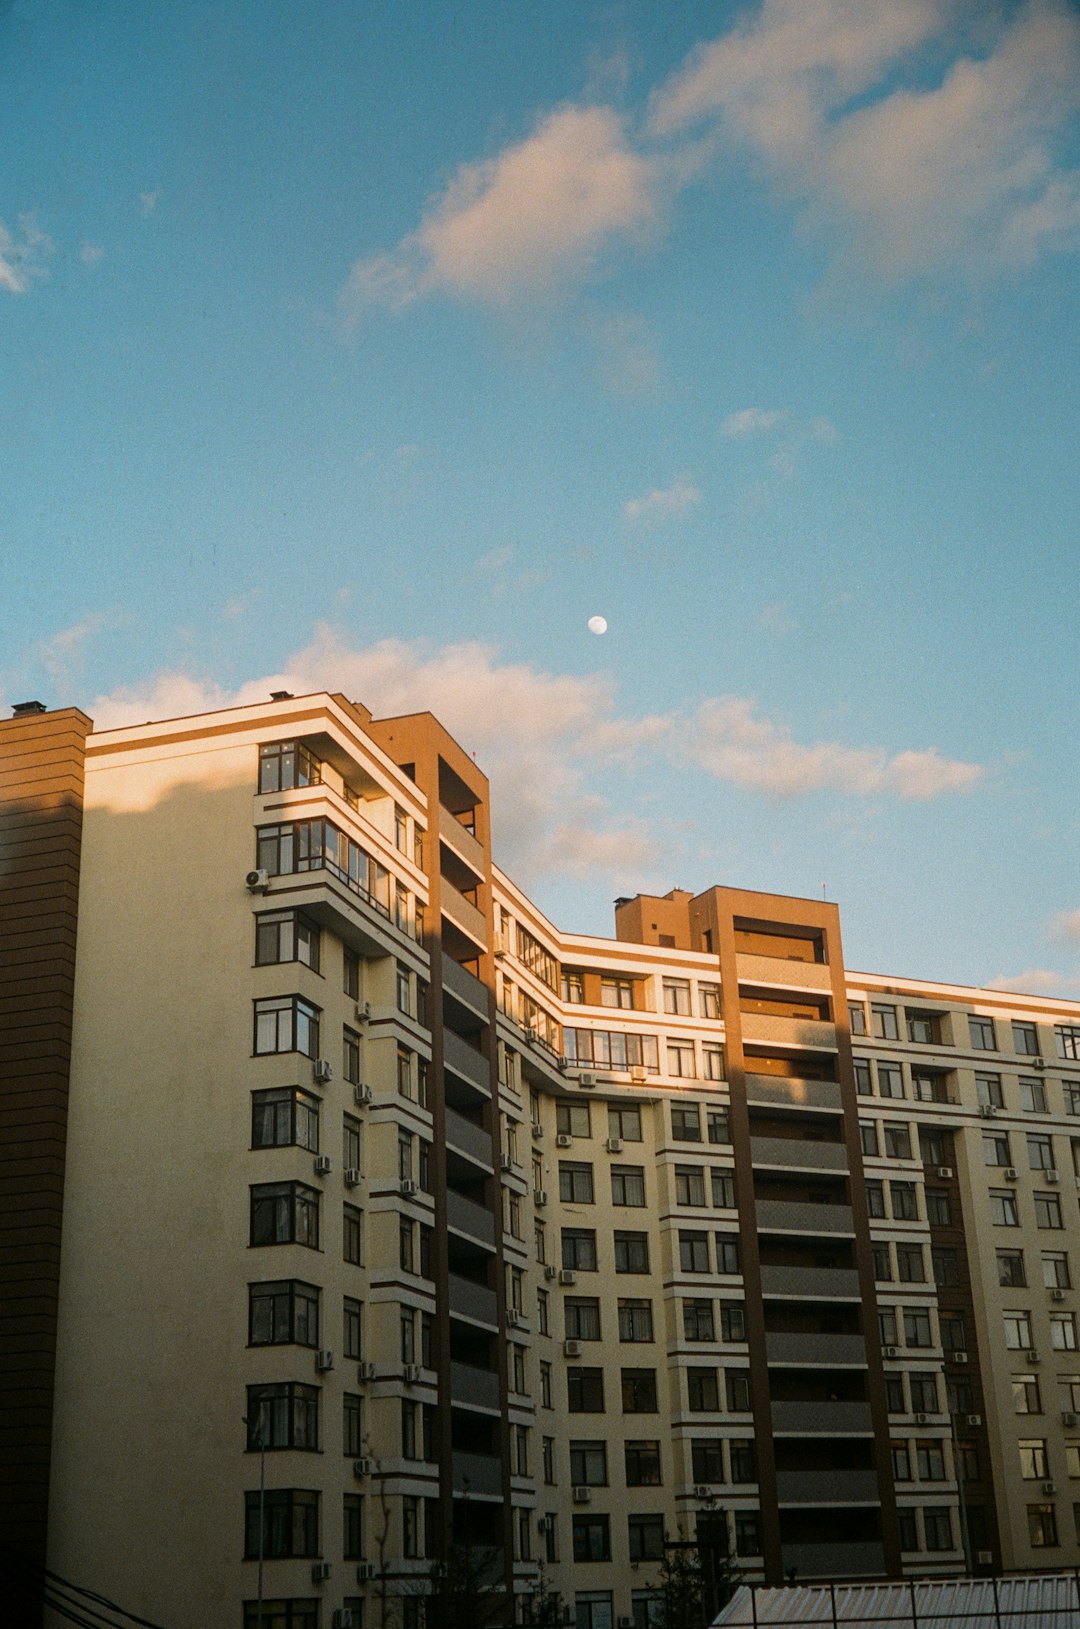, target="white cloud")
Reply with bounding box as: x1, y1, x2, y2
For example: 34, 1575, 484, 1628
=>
33, 613, 115, 680
720, 407, 788, 438
759, 603, 797, 635
139, 191, 159, 215
0, 215, 53, 294
1051, 907, 1080, 944
343, 105, 665, 316
623, 479, 701, 523
986, 967, 1080, 996
80, 242, 104, 265
681, 695, 983, 800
